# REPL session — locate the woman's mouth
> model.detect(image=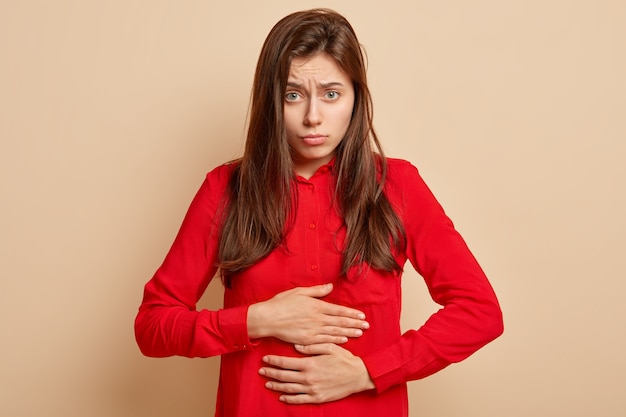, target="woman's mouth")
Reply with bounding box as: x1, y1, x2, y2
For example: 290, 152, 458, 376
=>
302, 134, 327, 145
